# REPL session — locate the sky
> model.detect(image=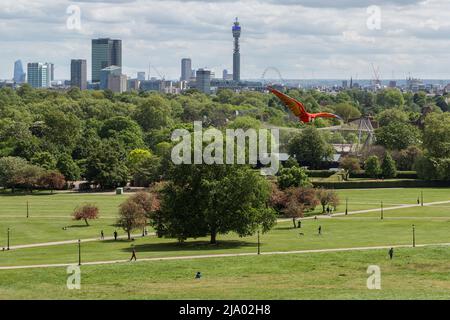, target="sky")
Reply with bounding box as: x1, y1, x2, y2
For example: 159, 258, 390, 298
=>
0, 0, 449, 81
